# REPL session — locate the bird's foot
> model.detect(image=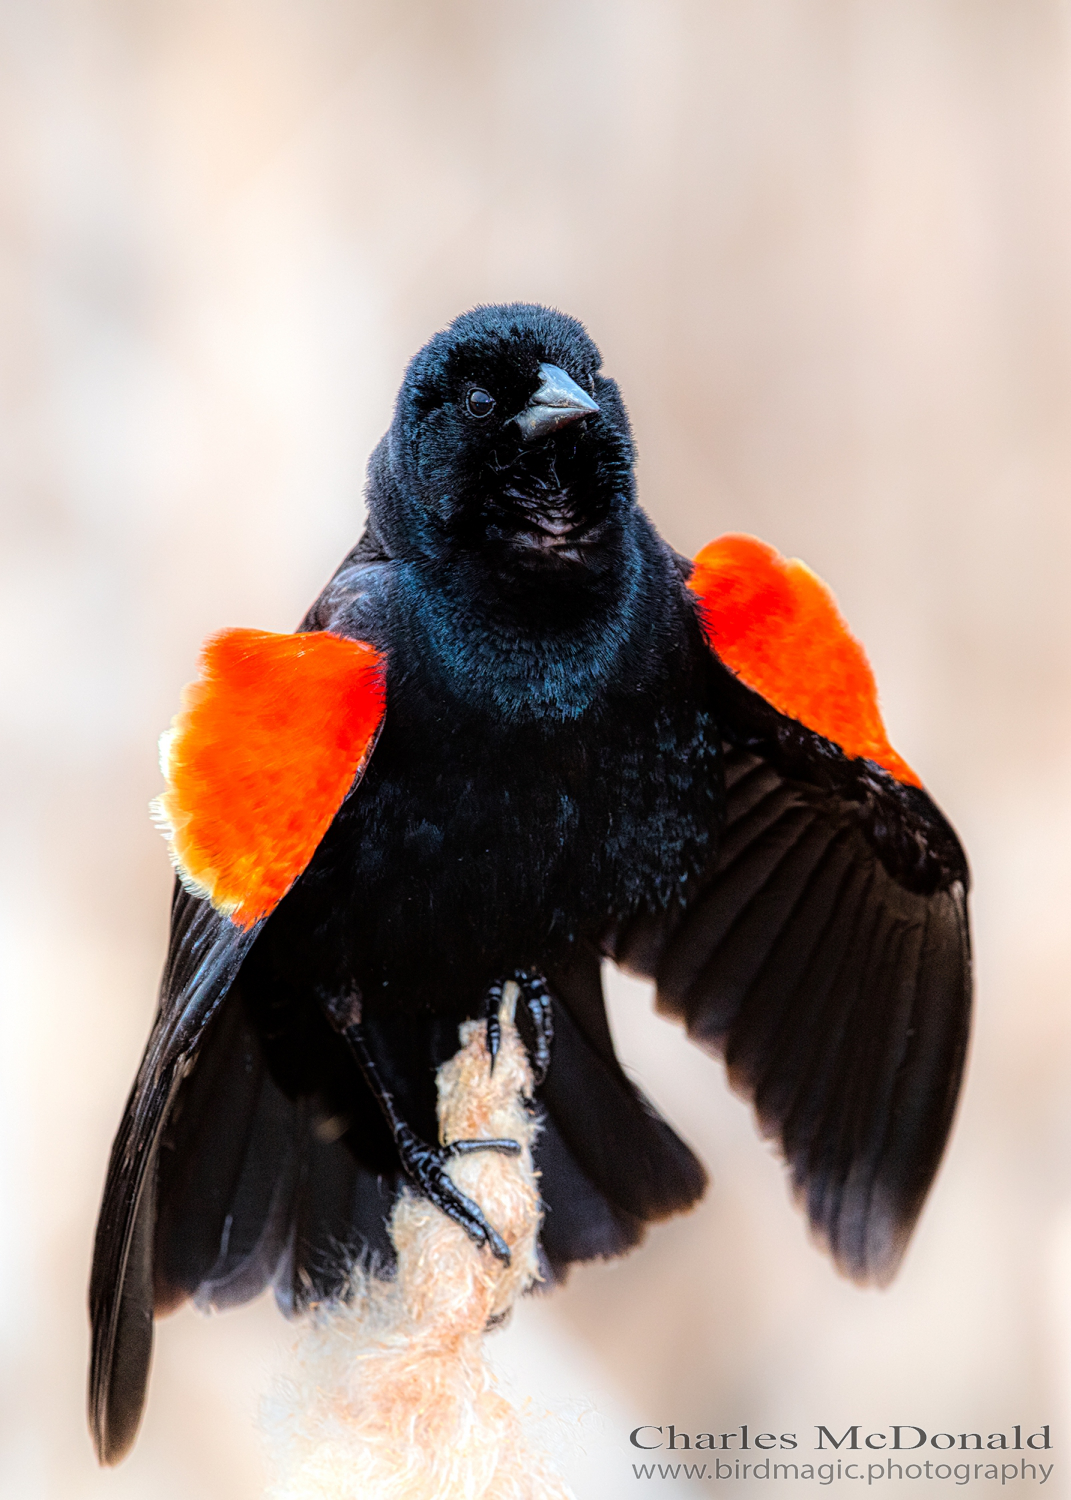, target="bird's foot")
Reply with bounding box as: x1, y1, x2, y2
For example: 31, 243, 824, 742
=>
483, 969, 555, 1086
394, 1122, 520, 1264
332, 1013, 520, 1264
514, 970, 554, 1085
